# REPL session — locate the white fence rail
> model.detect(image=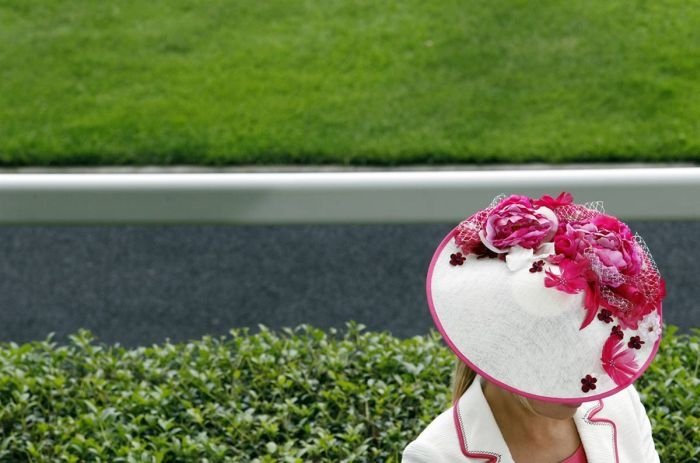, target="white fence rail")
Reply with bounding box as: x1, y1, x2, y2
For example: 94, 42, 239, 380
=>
0, 167, 698, 224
